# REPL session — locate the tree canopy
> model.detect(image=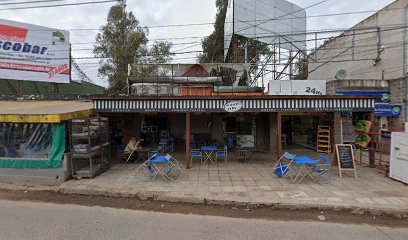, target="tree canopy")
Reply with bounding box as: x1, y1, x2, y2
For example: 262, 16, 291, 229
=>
198, 0, 229, 63
94, 1, 172, 93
